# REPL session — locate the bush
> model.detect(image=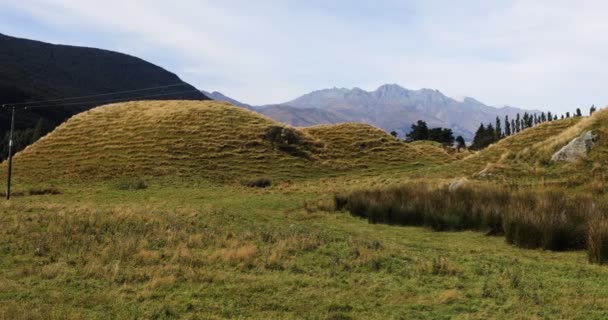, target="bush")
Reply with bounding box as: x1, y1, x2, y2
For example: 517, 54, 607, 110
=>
114, 179, 148, 191
264, 126, 318, 159
242, 177, 272, 188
